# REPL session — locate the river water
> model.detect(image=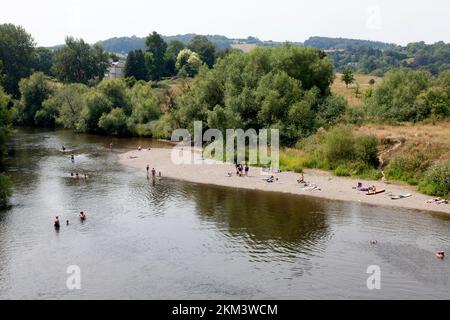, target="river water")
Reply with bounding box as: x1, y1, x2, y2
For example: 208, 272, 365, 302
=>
0, 128, 449, 299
